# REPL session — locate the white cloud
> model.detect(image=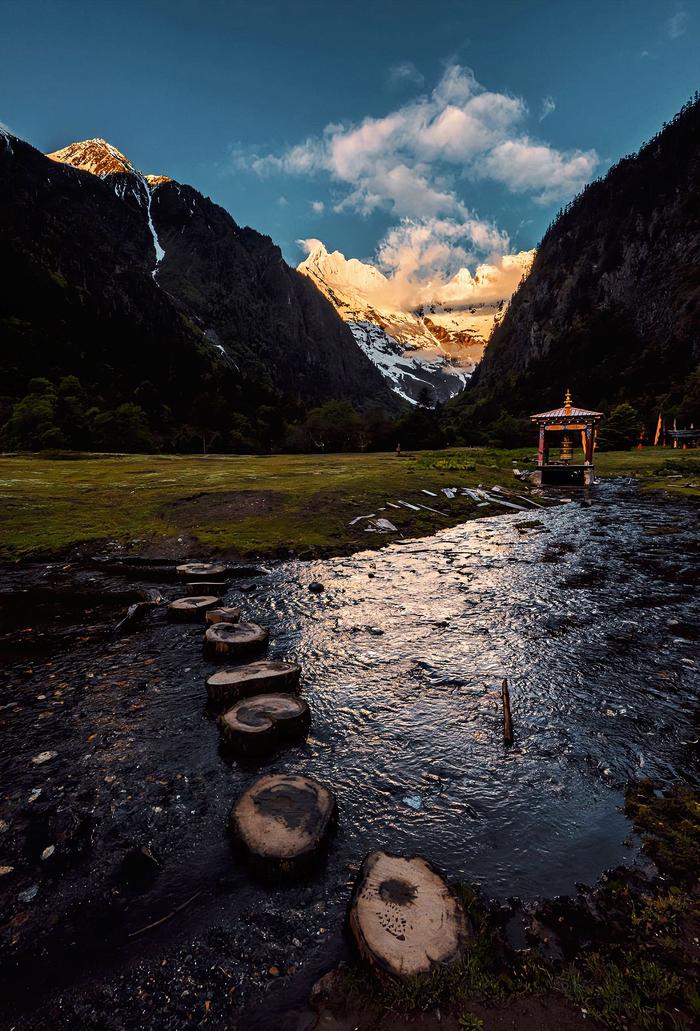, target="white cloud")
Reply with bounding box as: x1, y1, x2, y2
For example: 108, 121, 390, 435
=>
237, 63, 598, 218
276, 195, 289, 207
482, 138, 598, 204
387, 61, 424, 90
666, 10, 688, 38
310, 199, 325, 213
539, 96, 556, 121
298, 228, 534, 311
